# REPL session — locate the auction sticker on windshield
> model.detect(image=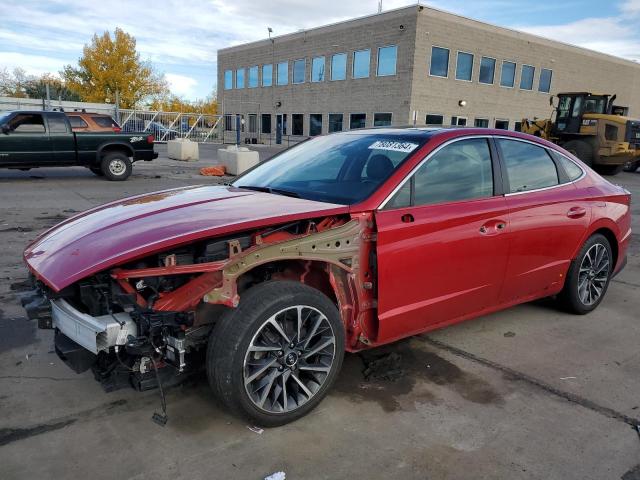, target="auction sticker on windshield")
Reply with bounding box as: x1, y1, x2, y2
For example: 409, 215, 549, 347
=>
368, 140, 419, 153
